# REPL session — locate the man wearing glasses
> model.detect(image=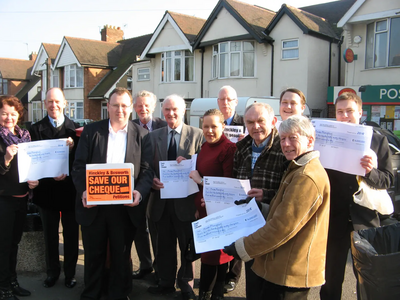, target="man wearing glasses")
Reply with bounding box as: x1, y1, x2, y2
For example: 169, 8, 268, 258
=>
217, 85, 244, 293
217, 85, 244, 127
72, 87, 153, 300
